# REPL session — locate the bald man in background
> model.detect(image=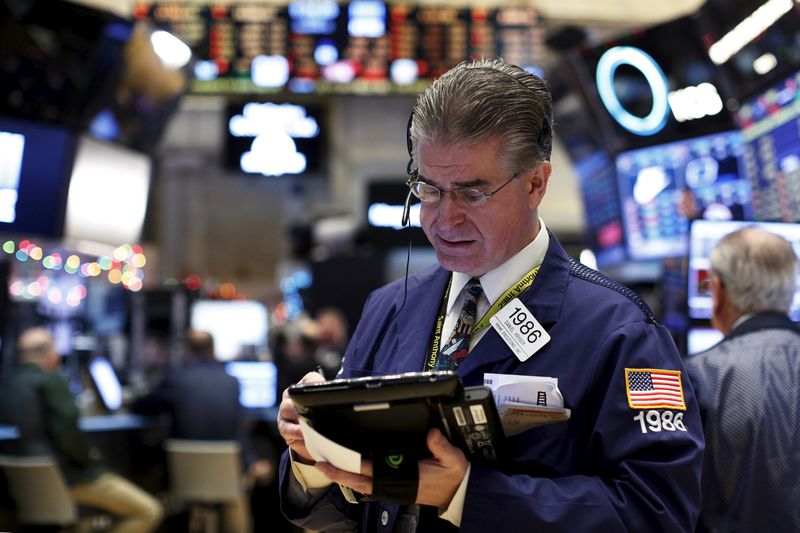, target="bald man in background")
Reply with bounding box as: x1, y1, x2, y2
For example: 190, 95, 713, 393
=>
686, 227, 800, 531
0, 327, 163, 532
